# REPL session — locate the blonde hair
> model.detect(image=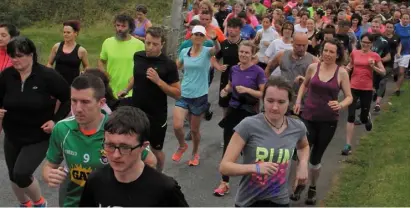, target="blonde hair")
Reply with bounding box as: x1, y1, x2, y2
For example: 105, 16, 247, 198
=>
239, 40, 258, 54
200, 0, 215, 15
